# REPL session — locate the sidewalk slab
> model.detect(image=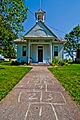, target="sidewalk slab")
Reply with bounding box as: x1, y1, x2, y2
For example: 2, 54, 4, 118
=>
0, 66, 80, 120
